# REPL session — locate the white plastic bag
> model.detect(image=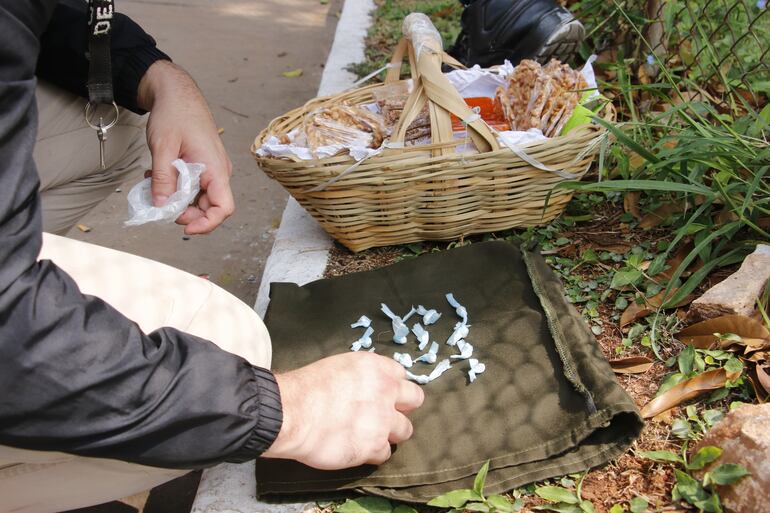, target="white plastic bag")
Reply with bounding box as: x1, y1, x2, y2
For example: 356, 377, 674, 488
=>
125, 159, 205, 226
